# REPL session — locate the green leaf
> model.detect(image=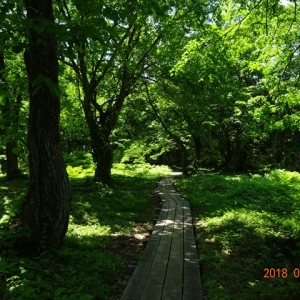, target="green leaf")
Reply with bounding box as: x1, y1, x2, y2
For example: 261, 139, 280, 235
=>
12, 147, 19, 155
0, 92, 6, 105
33, 21, 45, 34
32, 75, 61, 98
